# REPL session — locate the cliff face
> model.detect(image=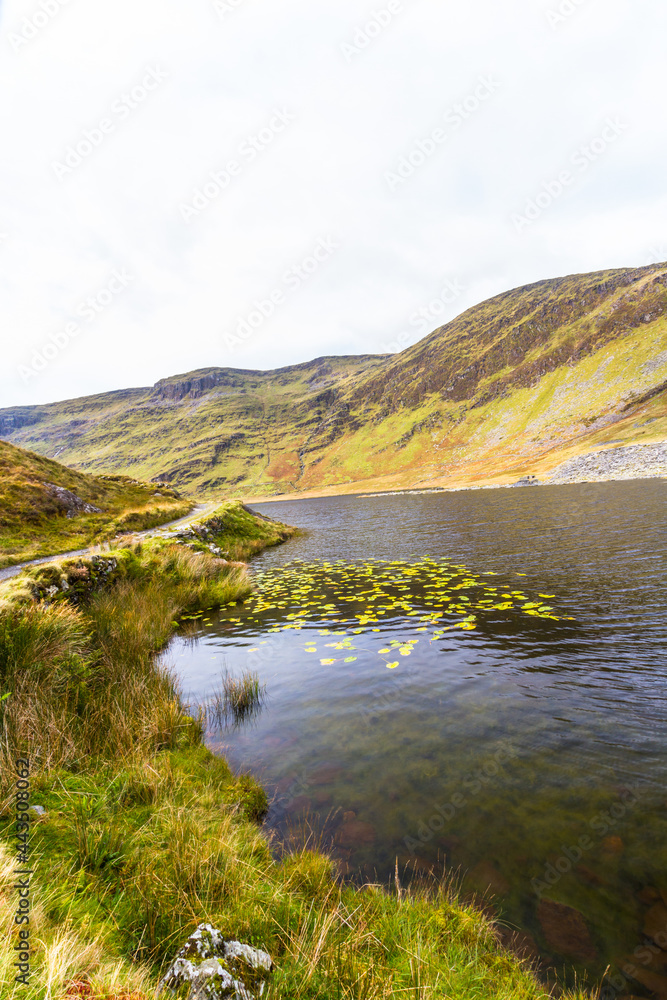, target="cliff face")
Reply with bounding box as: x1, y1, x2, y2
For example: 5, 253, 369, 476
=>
1, 264, 666, 496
